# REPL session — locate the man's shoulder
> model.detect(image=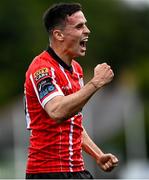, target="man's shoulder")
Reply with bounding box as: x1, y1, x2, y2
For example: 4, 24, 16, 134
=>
27, 51, 53, 73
